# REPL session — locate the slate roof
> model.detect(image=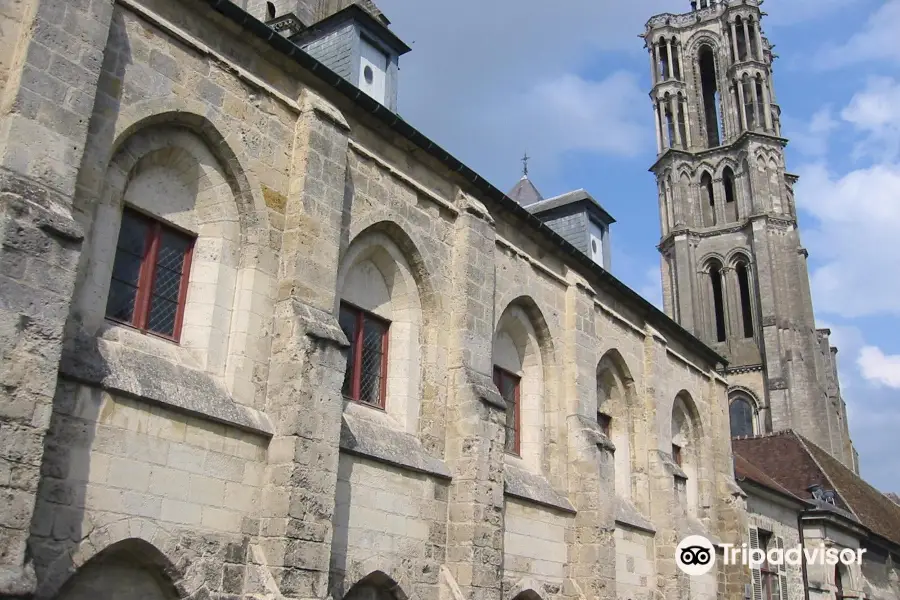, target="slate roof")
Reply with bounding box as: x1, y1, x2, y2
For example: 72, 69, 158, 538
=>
525, 189, 616, 226
734, 431, 900, 548
507, 176, 544, 206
